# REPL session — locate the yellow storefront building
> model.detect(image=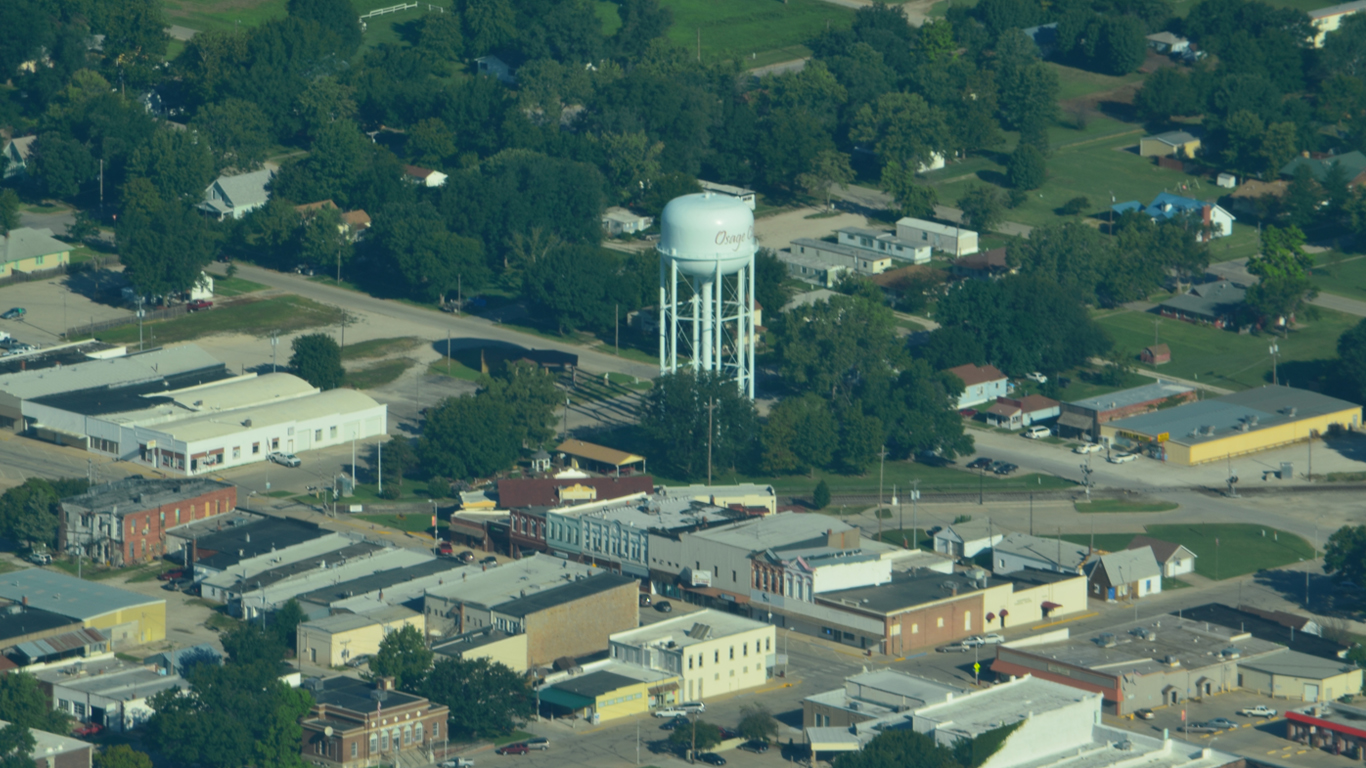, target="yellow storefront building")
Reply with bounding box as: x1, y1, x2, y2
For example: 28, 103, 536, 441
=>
1101, 386, 1361, 466
538, 662, 681, 724
0, 569, 165, 648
